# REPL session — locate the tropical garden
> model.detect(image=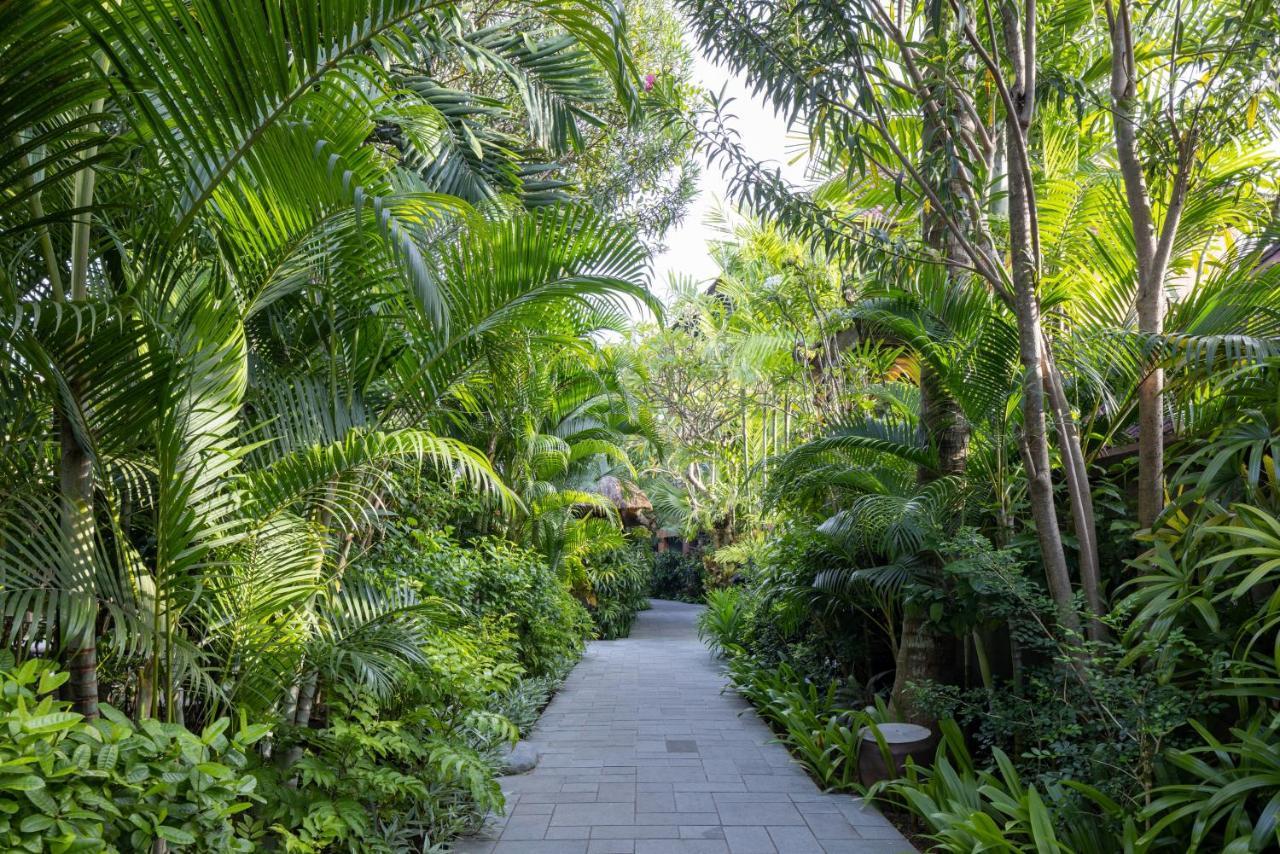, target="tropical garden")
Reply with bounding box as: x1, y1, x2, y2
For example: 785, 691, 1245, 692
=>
2, 0, 1279, 851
